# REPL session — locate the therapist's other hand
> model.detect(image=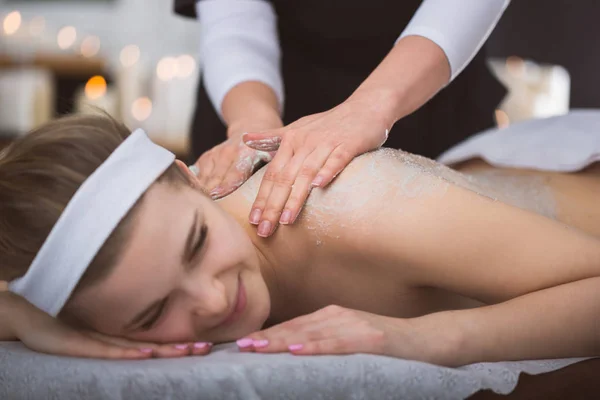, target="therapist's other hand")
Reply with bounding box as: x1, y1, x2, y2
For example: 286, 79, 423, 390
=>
242, 97, 390, 237
191, 119, 282, 199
